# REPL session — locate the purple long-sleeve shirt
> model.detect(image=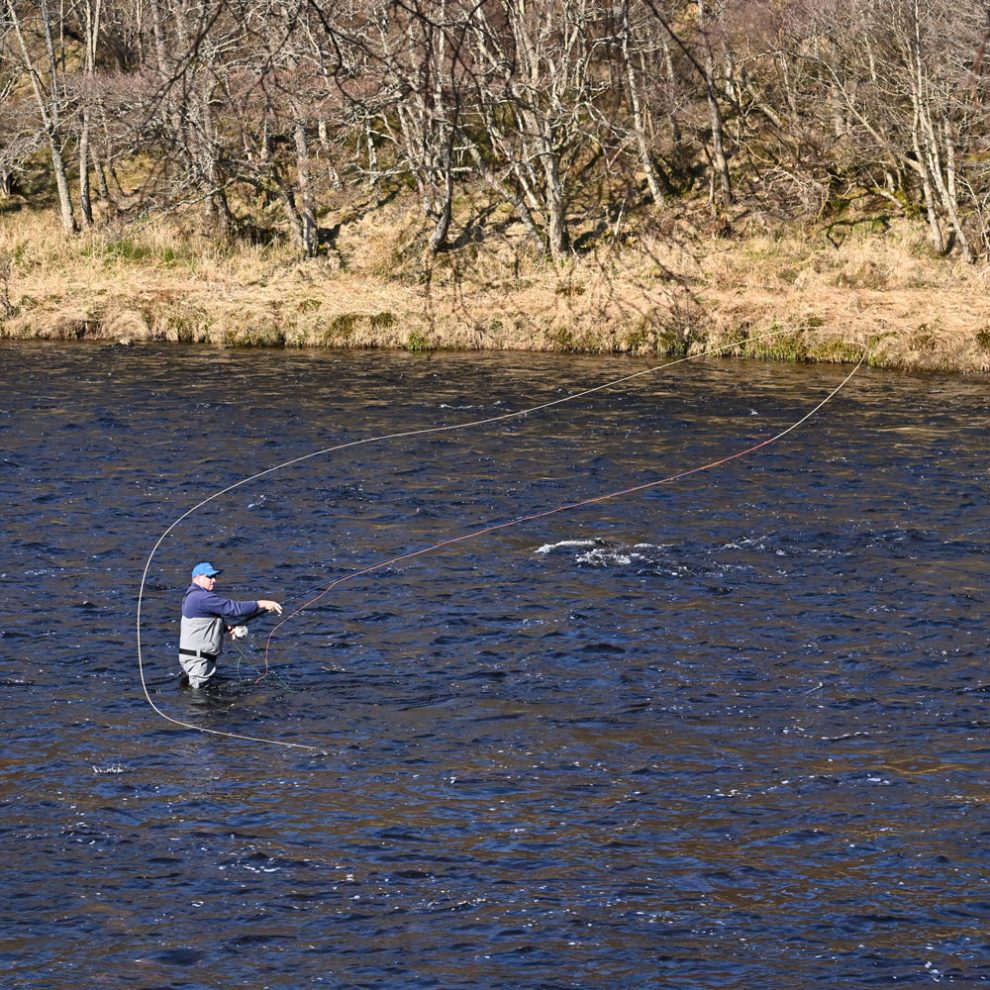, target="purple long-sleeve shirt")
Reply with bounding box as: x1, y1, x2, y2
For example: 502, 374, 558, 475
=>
181, 584, 264, 622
